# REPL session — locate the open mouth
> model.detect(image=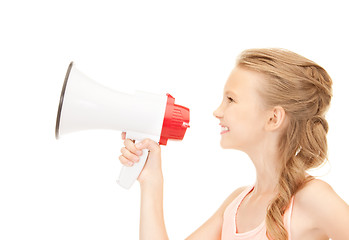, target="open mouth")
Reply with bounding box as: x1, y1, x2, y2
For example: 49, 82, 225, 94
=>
220, 125, 230, 134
